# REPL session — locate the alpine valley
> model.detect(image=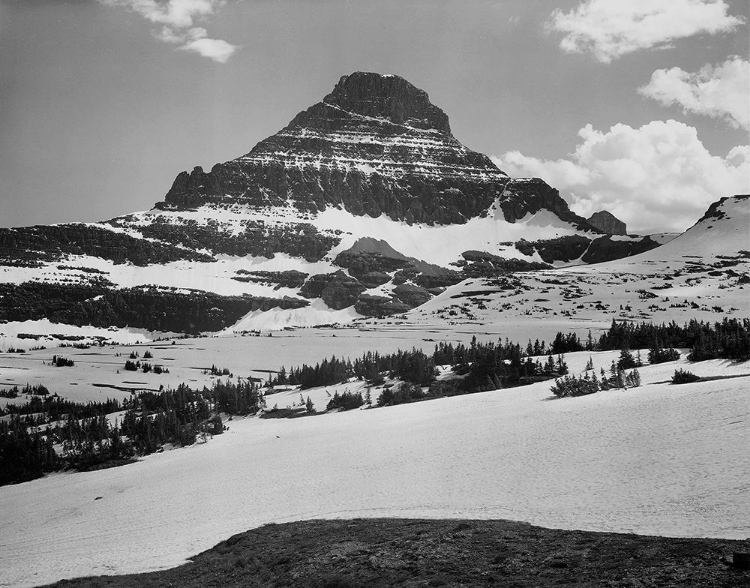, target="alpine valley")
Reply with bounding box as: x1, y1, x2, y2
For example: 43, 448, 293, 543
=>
2, 72, 750, 588
0, 72, 669, 340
